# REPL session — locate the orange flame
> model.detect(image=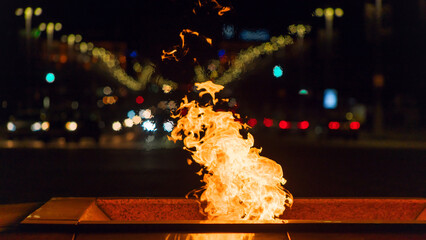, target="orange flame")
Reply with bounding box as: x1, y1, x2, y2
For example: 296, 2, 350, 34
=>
194, 0, 232, 16
169, 81, 292, 220
161, 29, 212, 62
